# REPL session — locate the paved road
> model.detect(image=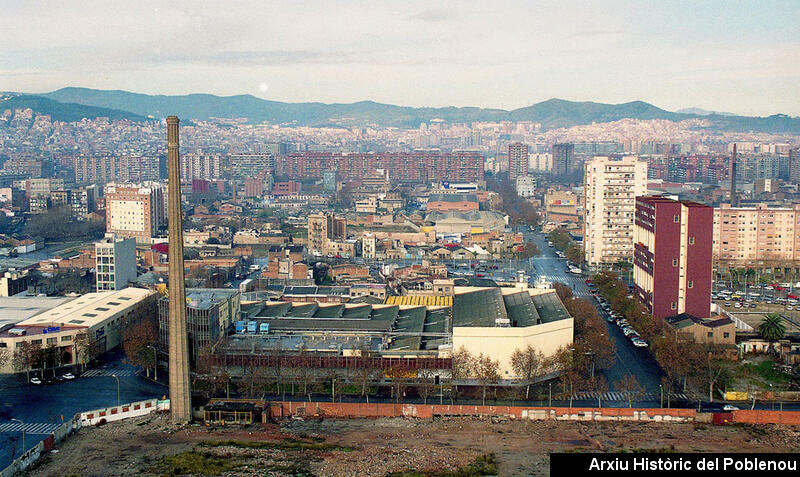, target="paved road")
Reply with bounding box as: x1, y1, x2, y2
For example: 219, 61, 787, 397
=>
0, 351, 163, 468
522, 229, 665, 394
